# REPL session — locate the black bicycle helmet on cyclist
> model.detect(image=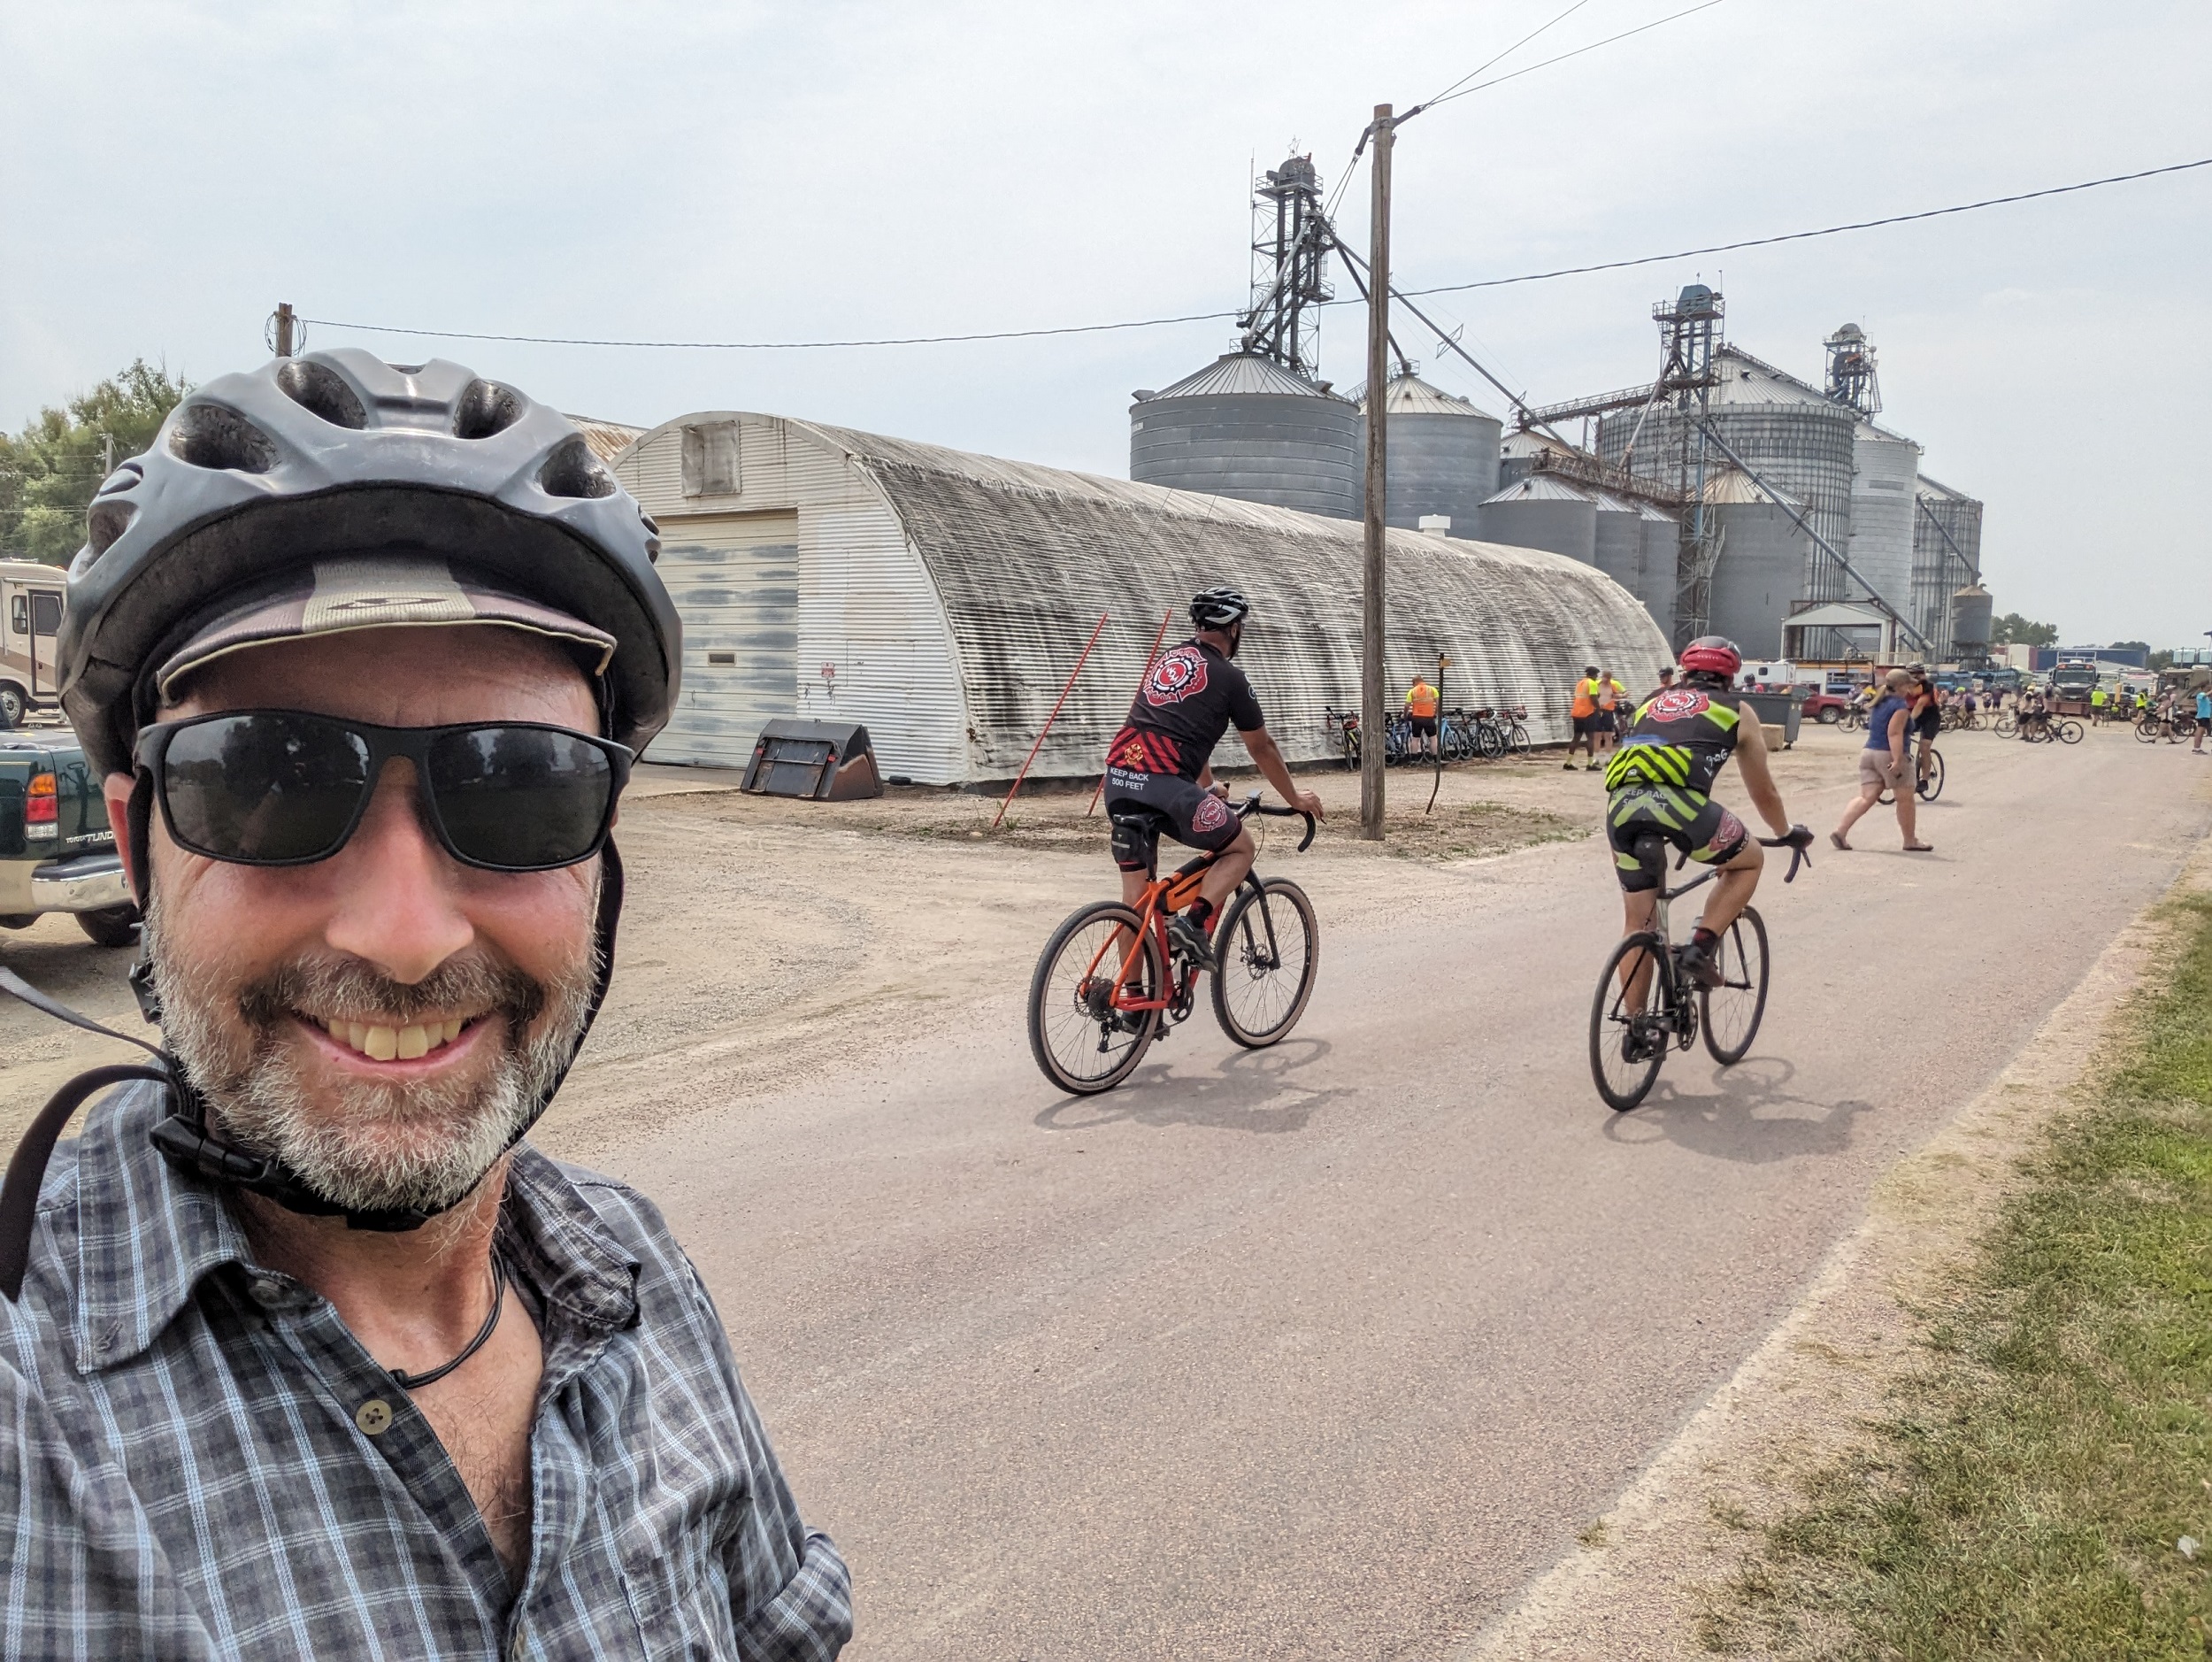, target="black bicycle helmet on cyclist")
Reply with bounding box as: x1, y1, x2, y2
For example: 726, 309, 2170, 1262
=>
1190, 586, 1251, 631
42, 348, 682, 1232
